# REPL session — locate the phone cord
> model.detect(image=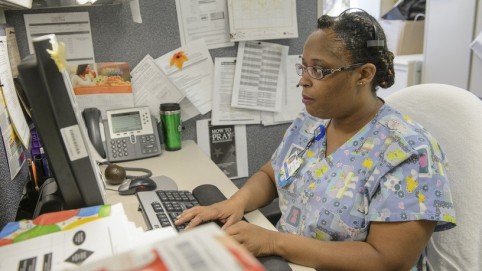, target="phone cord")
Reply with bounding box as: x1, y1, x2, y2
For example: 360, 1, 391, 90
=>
124, 166, 153, 179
